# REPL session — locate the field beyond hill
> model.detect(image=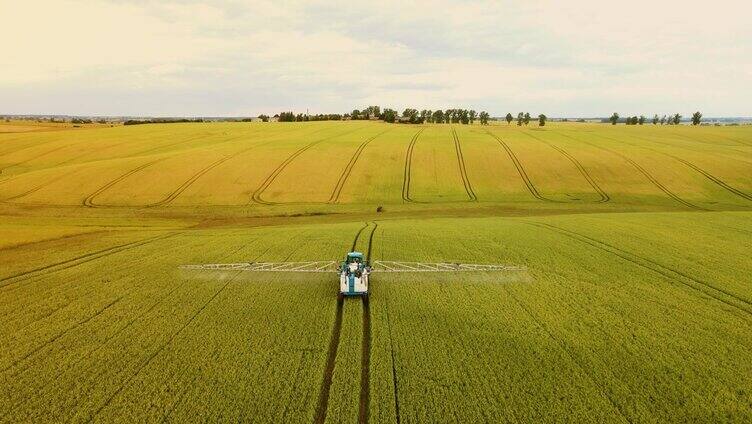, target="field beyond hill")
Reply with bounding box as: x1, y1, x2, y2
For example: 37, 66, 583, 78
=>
1, 120, 751, 423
